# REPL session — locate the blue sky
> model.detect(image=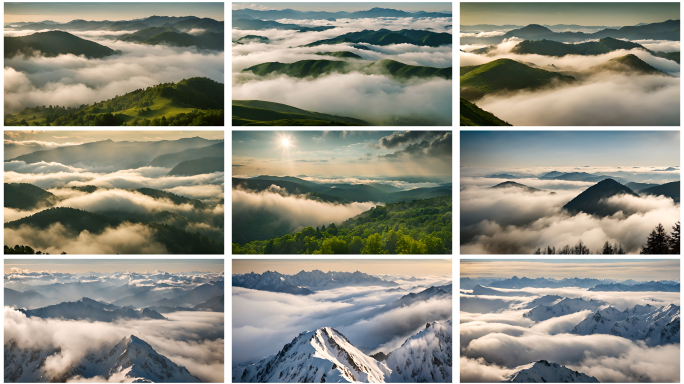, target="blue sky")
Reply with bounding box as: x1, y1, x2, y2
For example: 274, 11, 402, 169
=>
461, 2, 679, 26
5, 2, 224, 23
4, 259, 224, 273
233, 131, 452, 180
461, 259, 680, 280
232, 2, 451, 13
461, 131, 680, 168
